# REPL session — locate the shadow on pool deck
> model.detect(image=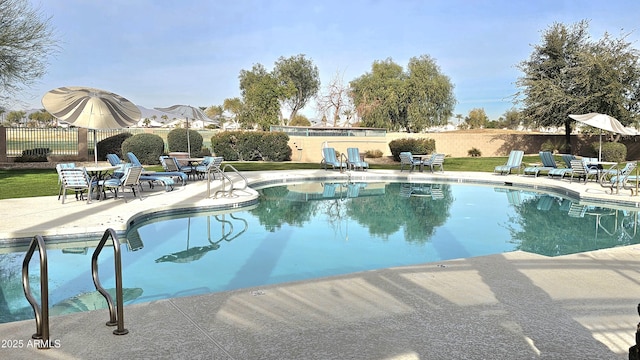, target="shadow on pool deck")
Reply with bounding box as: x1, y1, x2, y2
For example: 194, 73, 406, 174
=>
0, 169, 639, 359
